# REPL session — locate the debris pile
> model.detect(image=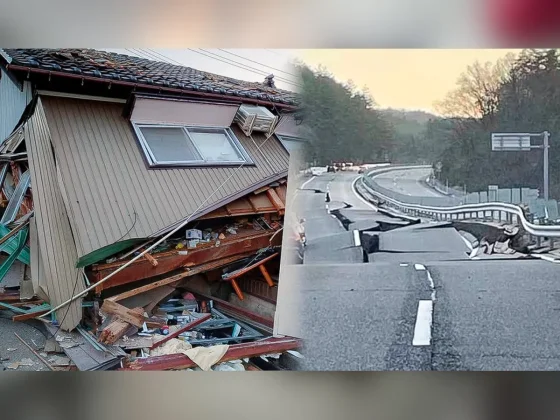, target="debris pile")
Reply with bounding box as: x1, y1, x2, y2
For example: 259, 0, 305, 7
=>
0, 152, 299, 370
